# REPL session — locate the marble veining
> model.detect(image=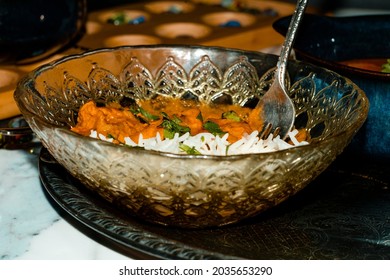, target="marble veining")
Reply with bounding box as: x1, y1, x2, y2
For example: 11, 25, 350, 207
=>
0, 149, 131, 260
